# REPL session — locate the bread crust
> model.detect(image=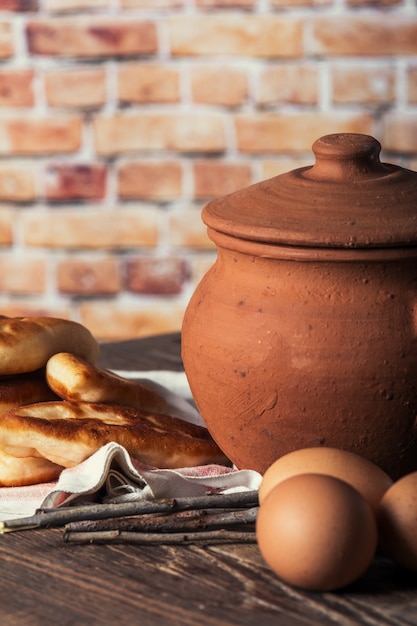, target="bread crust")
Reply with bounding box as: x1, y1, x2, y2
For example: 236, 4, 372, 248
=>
46, 352, 168, 414
0, 448, 63, 487
0, 369, 59, 416
0, 401, 230, 471
0, 317, 99, 375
